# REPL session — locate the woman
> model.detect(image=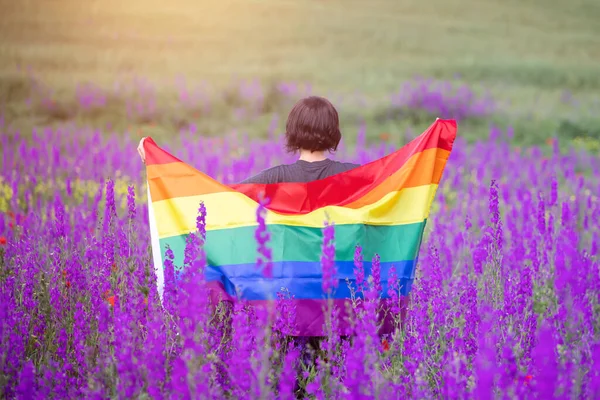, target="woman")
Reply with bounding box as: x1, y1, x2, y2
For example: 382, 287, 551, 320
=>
138, 96, 358, 181
138, 96, 358, 397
